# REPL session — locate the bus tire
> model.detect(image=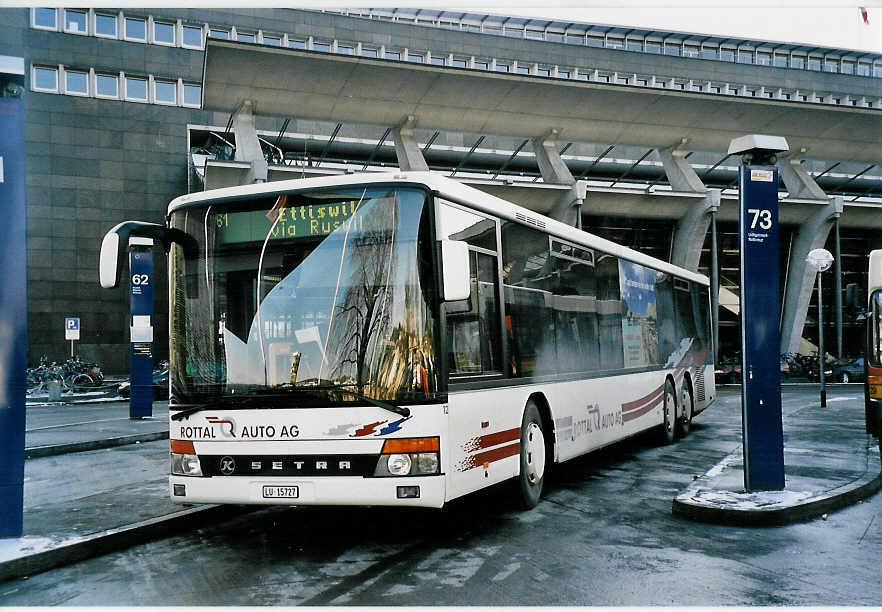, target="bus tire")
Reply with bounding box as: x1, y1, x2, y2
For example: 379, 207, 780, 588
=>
677, 378, 693, 438
660, 378, 677, 445
518, 400, 547, 509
